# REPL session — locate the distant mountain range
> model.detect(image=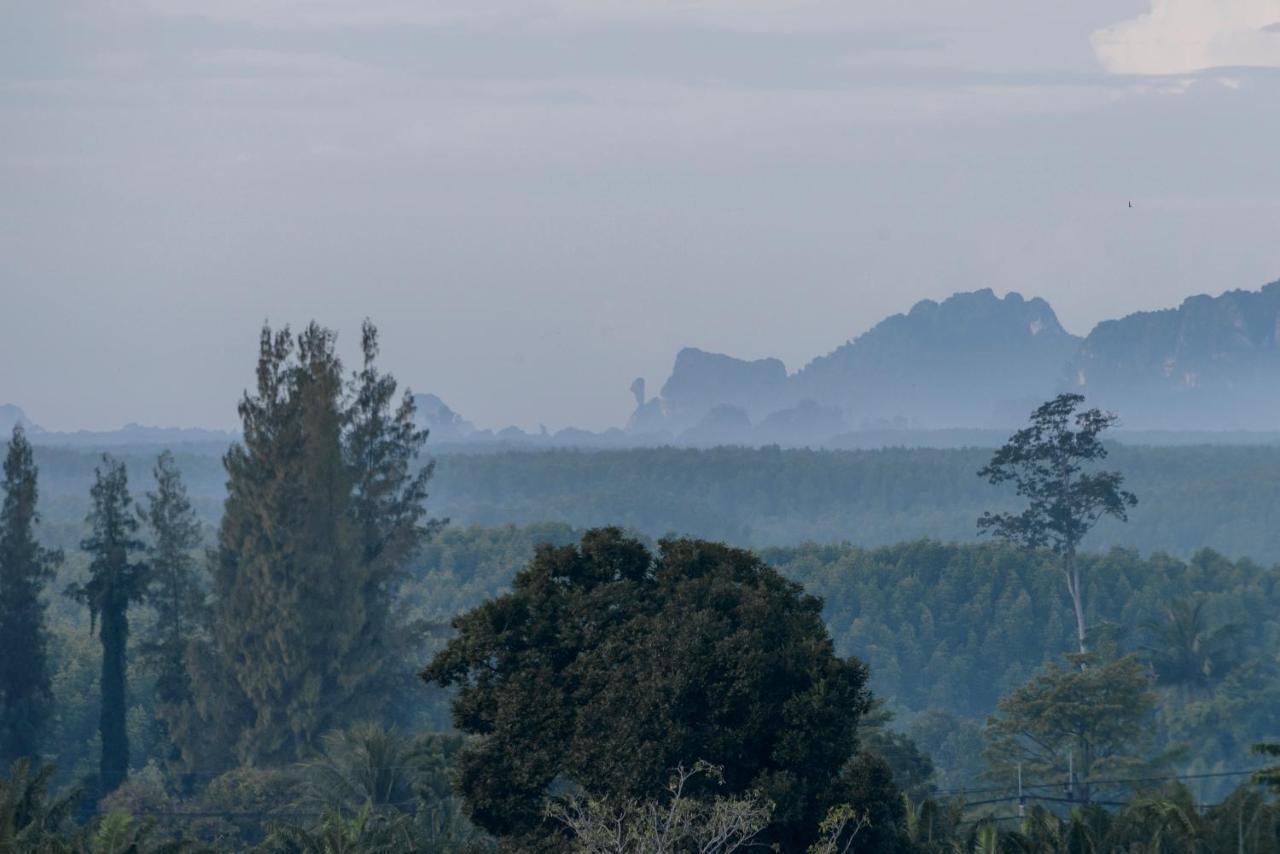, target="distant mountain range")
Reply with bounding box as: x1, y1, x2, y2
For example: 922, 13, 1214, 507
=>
6, 280, 1280, 451
0, 404, 236, 448
628, 280, 1280, 443
1068, 282, 1280, 430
